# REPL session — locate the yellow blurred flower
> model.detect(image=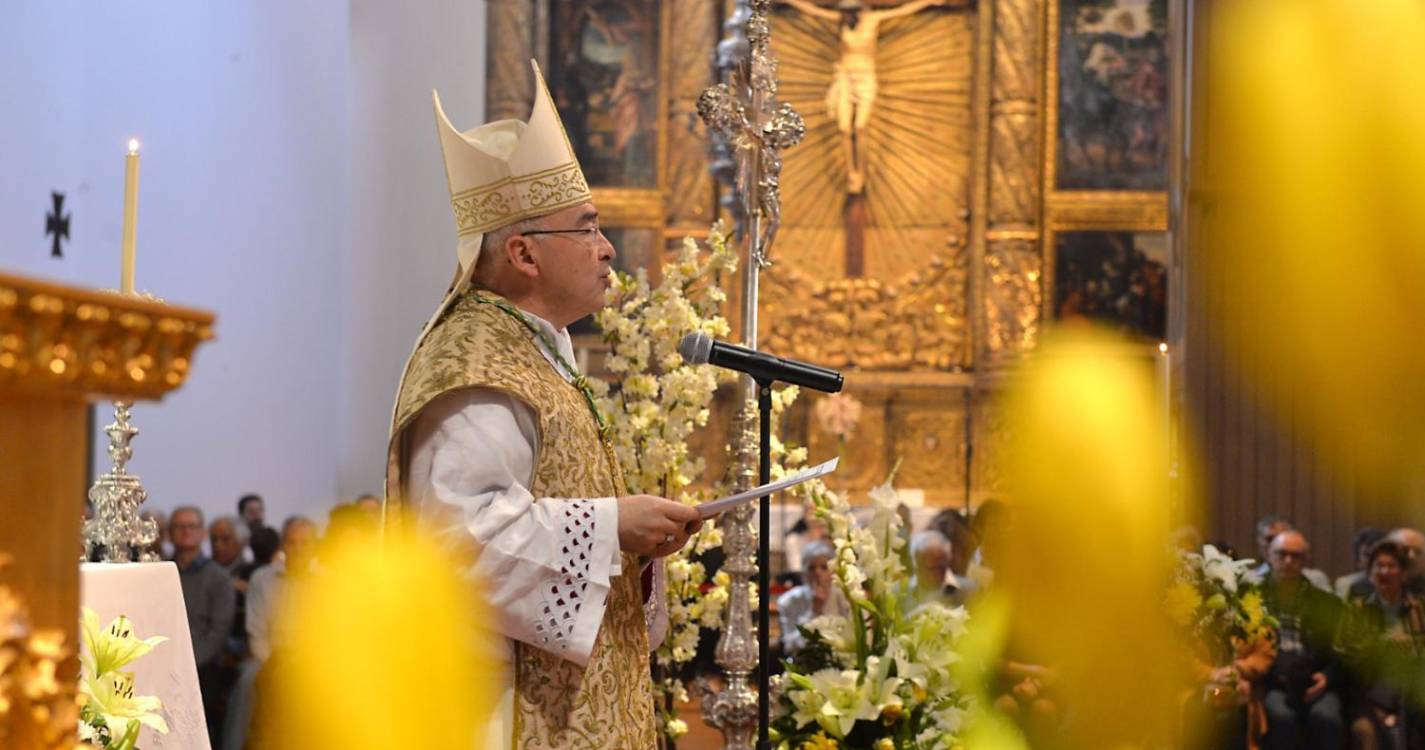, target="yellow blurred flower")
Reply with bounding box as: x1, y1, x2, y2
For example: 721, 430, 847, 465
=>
267, 526, 495, 750
1241, 591, 1269, 637
1166, 582, 1203, 627
1210, 0, 1425, 495
998, 327, 1191, 748
800, 730, 840, 750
